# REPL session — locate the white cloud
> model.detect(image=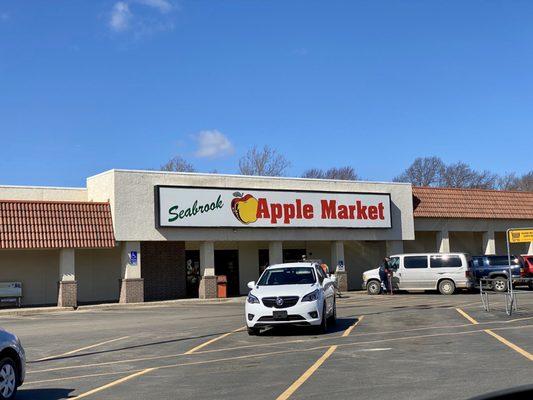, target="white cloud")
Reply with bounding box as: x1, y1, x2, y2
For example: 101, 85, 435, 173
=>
110, 2, 132, 32
108, 0, 176, 33
134, 0, 174, 13
194, 130, 235, 158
